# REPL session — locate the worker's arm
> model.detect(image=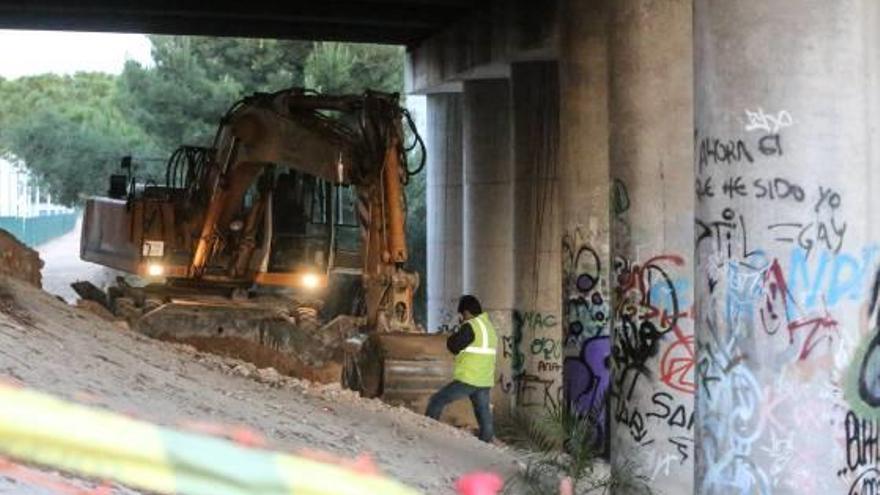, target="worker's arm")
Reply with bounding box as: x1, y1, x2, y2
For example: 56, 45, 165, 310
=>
446, 323, 474, 355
